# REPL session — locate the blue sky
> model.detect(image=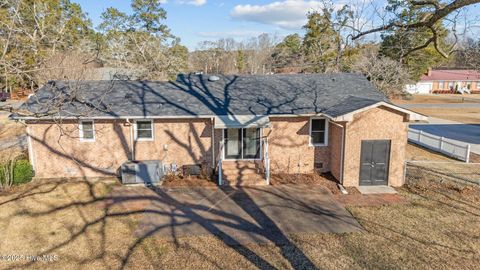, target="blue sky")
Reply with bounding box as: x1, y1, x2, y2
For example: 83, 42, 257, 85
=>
73, 0, 480, 50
